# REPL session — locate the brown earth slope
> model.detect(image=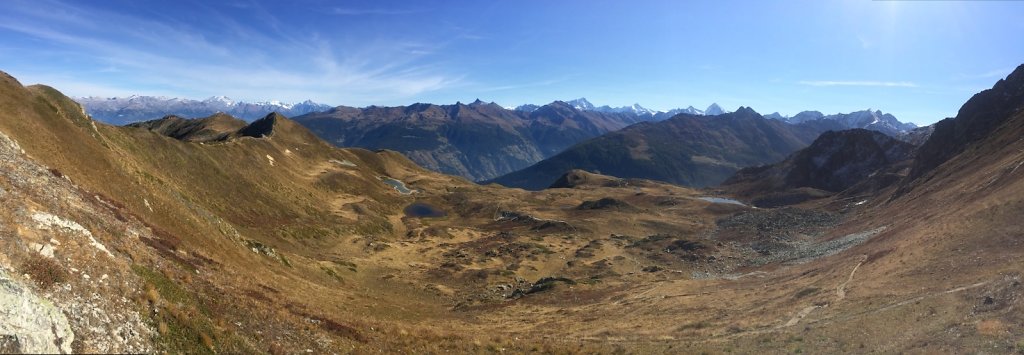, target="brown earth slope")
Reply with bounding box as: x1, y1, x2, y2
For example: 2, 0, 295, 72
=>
0, 66, 1022, 353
